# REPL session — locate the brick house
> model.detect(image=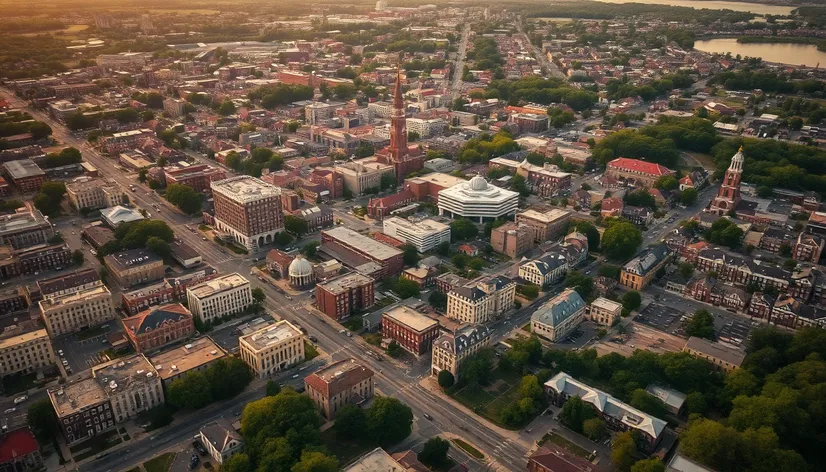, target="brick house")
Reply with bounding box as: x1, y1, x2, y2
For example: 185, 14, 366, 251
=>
381, 306, 440, 356
121, 303, 195, 353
